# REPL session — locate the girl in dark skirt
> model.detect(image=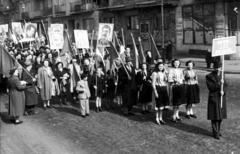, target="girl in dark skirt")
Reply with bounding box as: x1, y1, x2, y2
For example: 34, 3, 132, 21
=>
168, 59, 185, 122
152, 62, 169, 125
136, 63, 152, 114
183, 60, 200, 119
